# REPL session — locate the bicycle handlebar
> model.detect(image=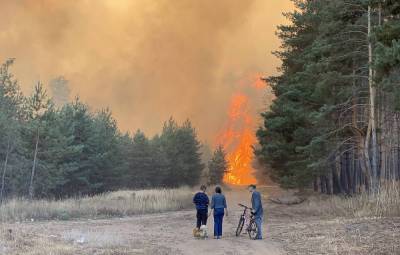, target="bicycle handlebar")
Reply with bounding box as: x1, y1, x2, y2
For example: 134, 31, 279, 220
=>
238, 203, 252, 210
